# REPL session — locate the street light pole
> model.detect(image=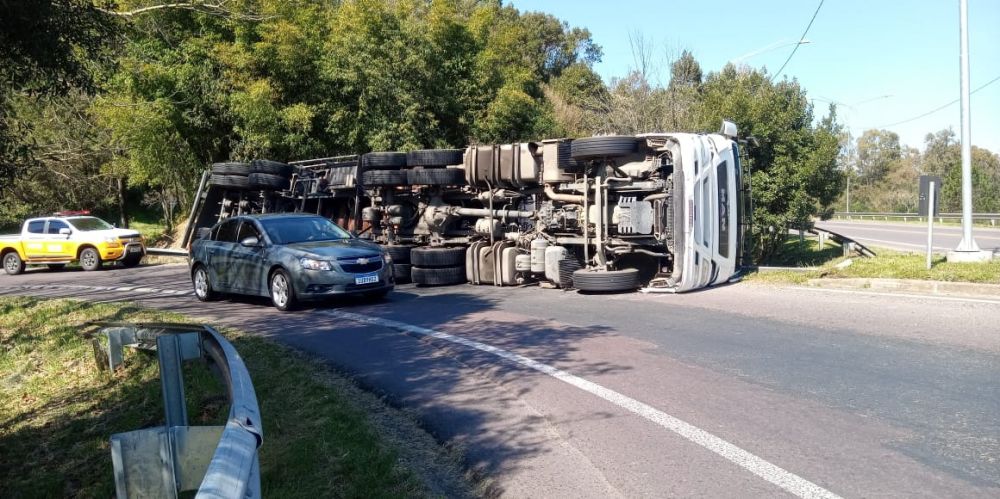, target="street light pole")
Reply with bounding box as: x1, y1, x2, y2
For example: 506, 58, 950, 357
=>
948, 0, 992, 262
